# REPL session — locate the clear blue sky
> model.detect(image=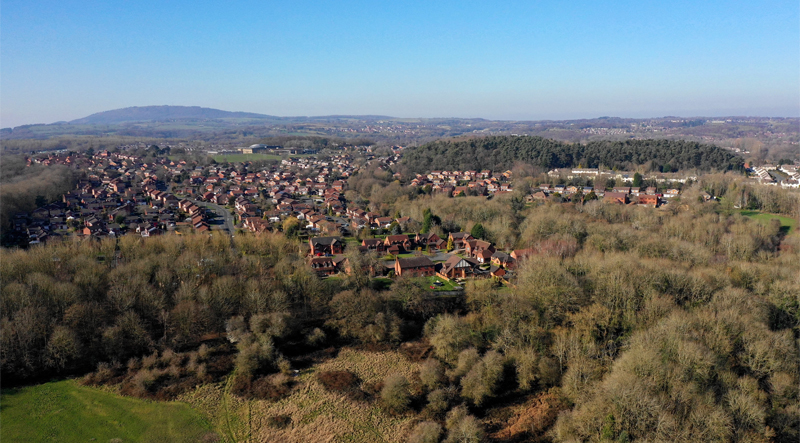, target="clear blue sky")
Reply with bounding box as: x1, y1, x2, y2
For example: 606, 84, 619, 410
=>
2, 0, 798, 127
